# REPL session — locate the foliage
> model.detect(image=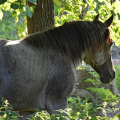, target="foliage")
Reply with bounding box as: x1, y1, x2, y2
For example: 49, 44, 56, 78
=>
26, 110, 51, 120
88, 87, 117, 101
0, 0, 120, 46
54, 0, 120, 46
114, 65, 120, 93
0, 96, 120, 120
0, 0, 36, 19
84, 69, 118, 102
0, 0, 36, 39
0, 10, 26, 40
0, 97, 19, 120
84, 71, 100, 87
